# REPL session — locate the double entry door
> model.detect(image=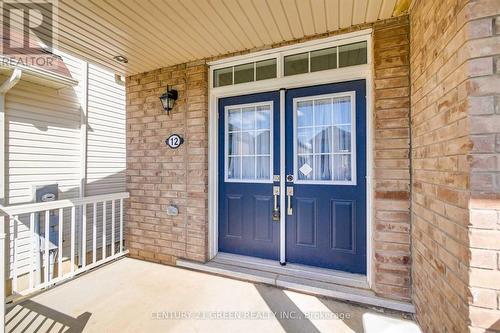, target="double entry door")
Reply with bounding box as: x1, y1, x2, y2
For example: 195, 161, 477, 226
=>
218, 80, 366, 274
